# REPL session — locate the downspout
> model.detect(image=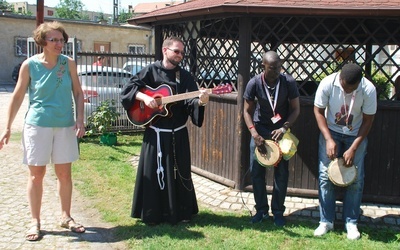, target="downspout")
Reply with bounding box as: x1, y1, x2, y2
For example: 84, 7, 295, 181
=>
36, 0, 44, 27
148, 28, 154, 54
